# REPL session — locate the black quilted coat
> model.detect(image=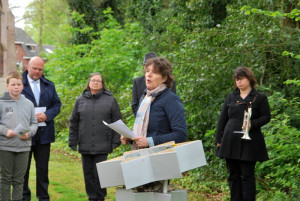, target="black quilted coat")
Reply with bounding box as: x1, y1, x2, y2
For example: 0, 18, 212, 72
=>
69, 89, 121, 154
